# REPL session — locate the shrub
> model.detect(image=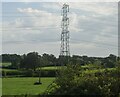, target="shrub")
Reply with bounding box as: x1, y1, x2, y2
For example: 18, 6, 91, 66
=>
2, 69, 57, 77
46, 64, 120, 97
